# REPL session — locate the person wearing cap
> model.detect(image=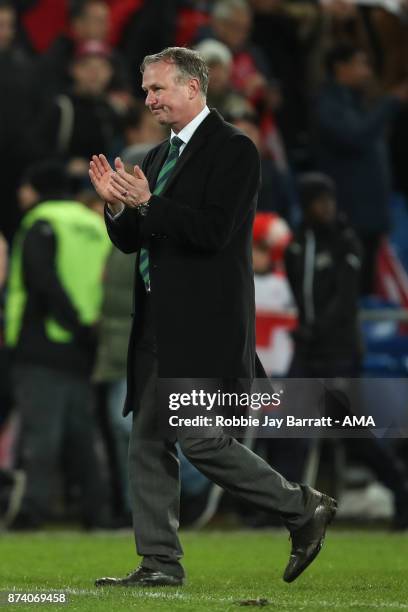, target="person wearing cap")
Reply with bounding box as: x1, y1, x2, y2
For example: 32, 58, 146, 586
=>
252, 212, 310, 505
5, 161, 111, 529
89, 46, 337, 588
285, 172, 363, 377
27, 39, 121, 175
252, 212, 294, 379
